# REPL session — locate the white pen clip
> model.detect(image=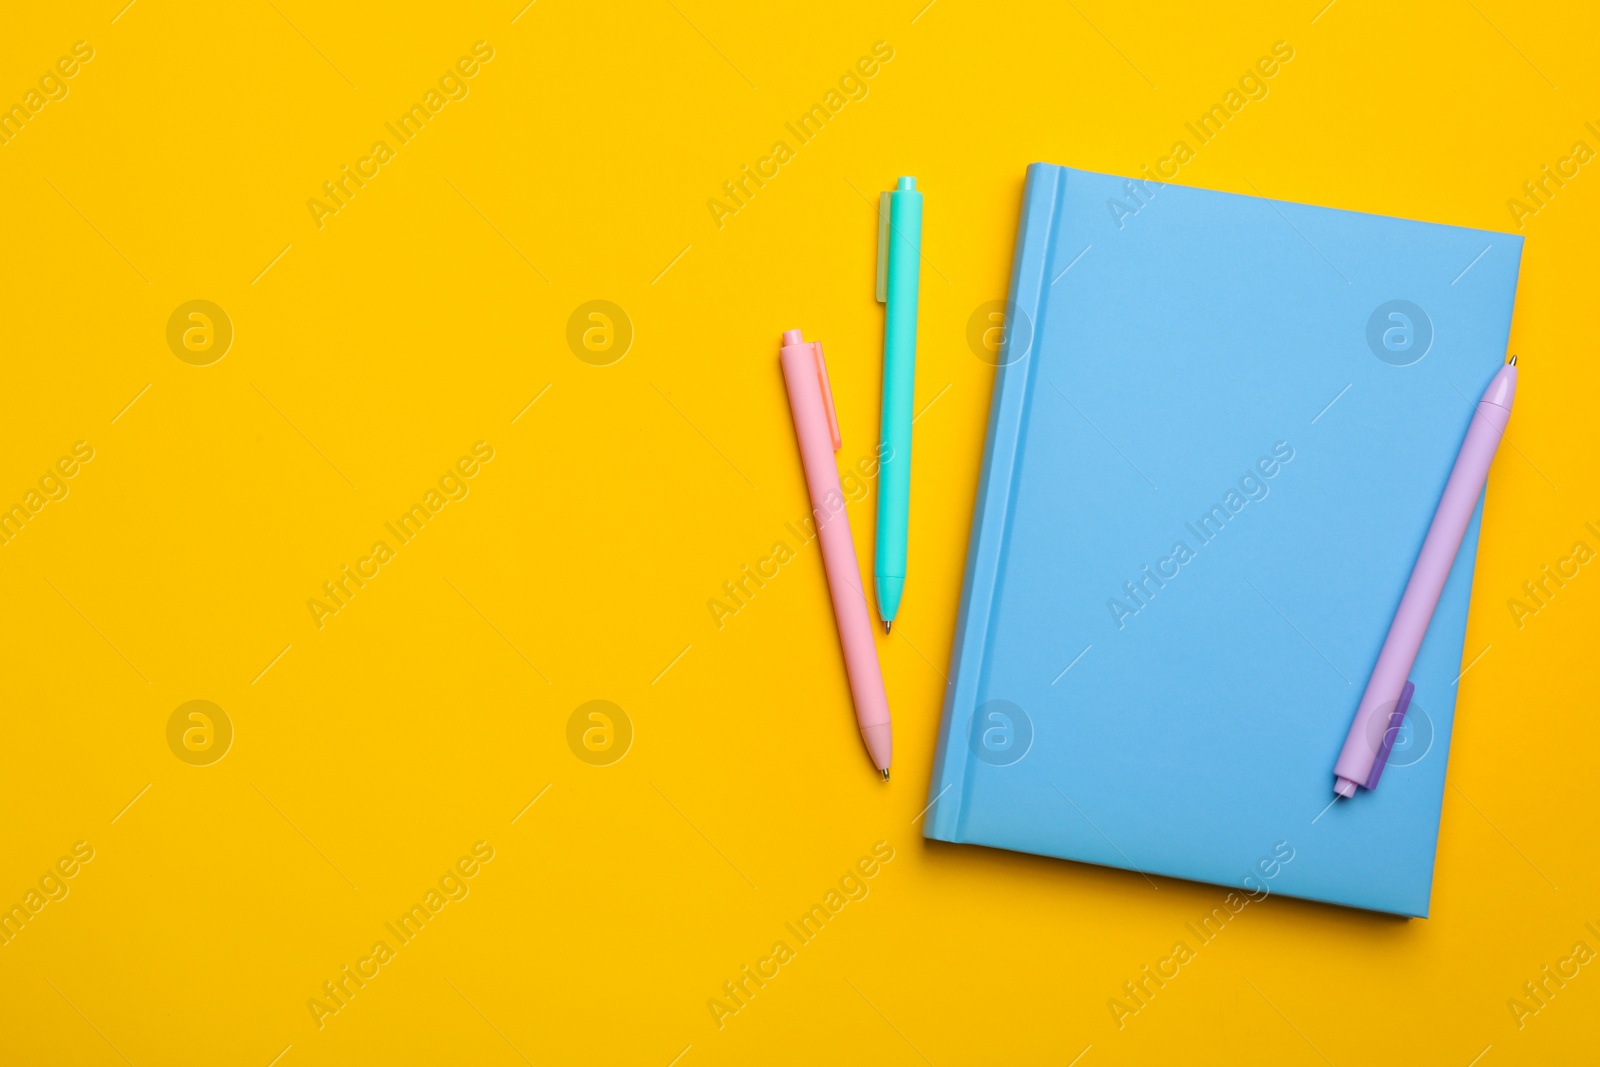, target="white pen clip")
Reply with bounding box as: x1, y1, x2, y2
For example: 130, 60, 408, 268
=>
876, 191, 891, 303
